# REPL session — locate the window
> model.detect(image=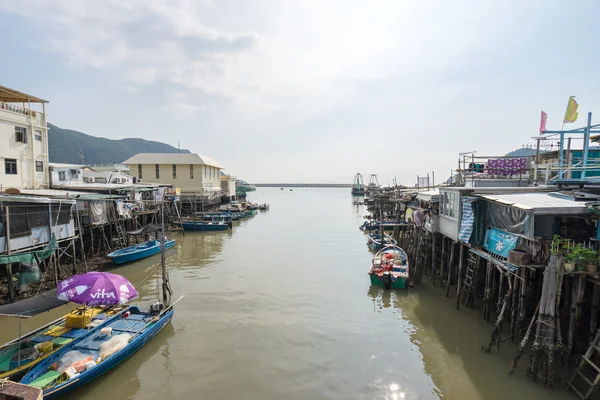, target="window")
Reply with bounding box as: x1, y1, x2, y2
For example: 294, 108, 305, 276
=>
173, 164, 177, 179
70, 169, 78, 179
138, 164, 143, 179
34, 130, 42, 141
36, 161, 43, 172
441, 191, 459, 220
155, 164, 160, 179
190, 164, 194, 179
58, 171, 66, 181
4, 159, 17, 175
204, 166, 207, 179
15, 127, 27, 143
